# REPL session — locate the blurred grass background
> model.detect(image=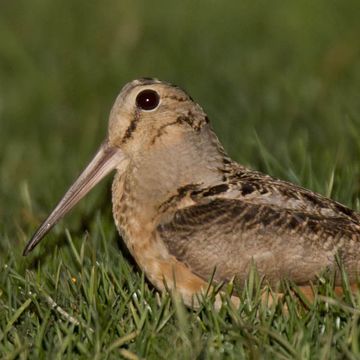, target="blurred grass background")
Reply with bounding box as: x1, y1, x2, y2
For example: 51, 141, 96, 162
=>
1, 0, 360, 358
2, 0, 360, 233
